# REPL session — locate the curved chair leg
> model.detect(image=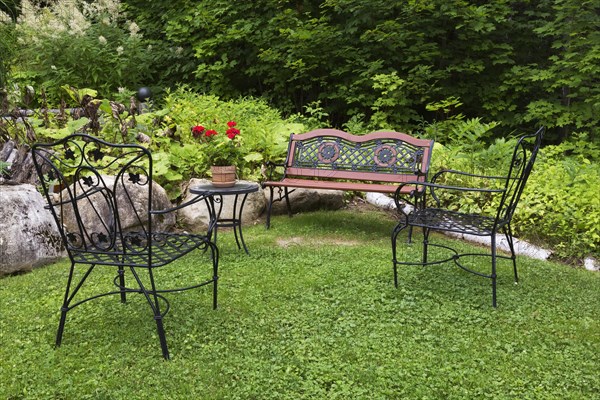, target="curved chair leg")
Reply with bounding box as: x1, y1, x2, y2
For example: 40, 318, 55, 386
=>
504, 224, 518, 283
207, 241, 220, 310
130, 267, 170, 360
391, 221, 408, 288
